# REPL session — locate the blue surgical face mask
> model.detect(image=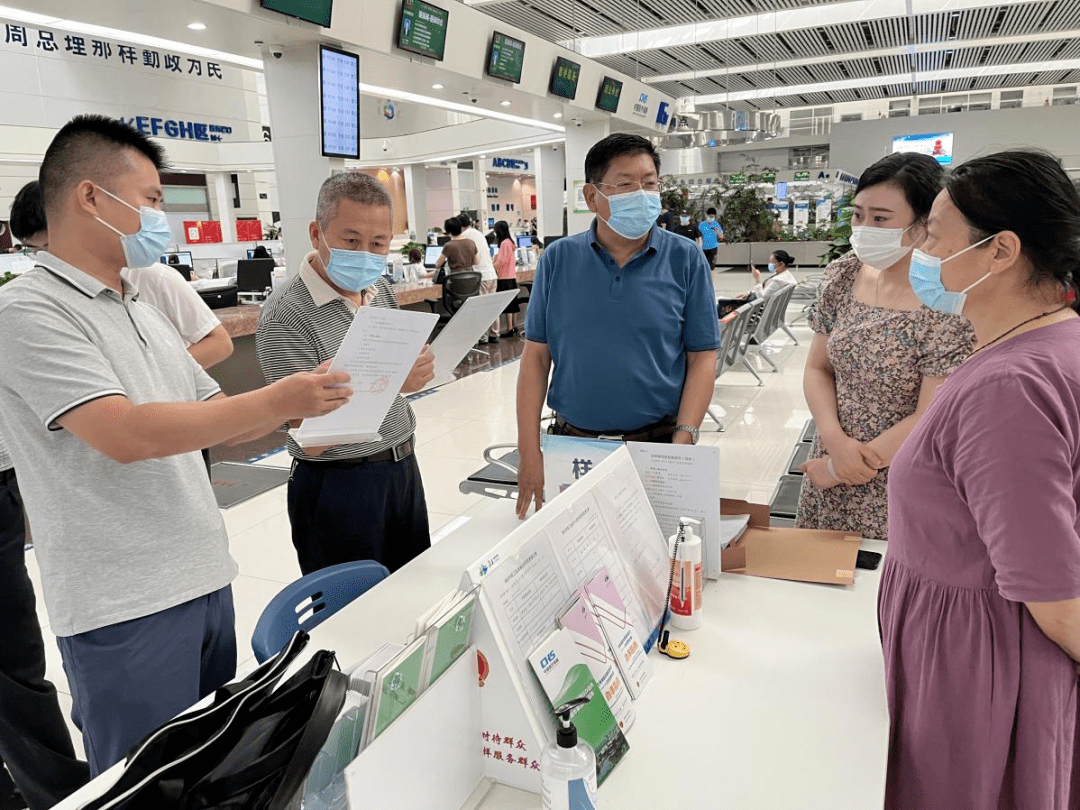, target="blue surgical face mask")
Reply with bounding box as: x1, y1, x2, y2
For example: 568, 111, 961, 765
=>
767, 262, 776, 273
909, 234, 995, 315
95, 187, 172, 269
320, 234, 386, 293
595, 188, 662, 240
